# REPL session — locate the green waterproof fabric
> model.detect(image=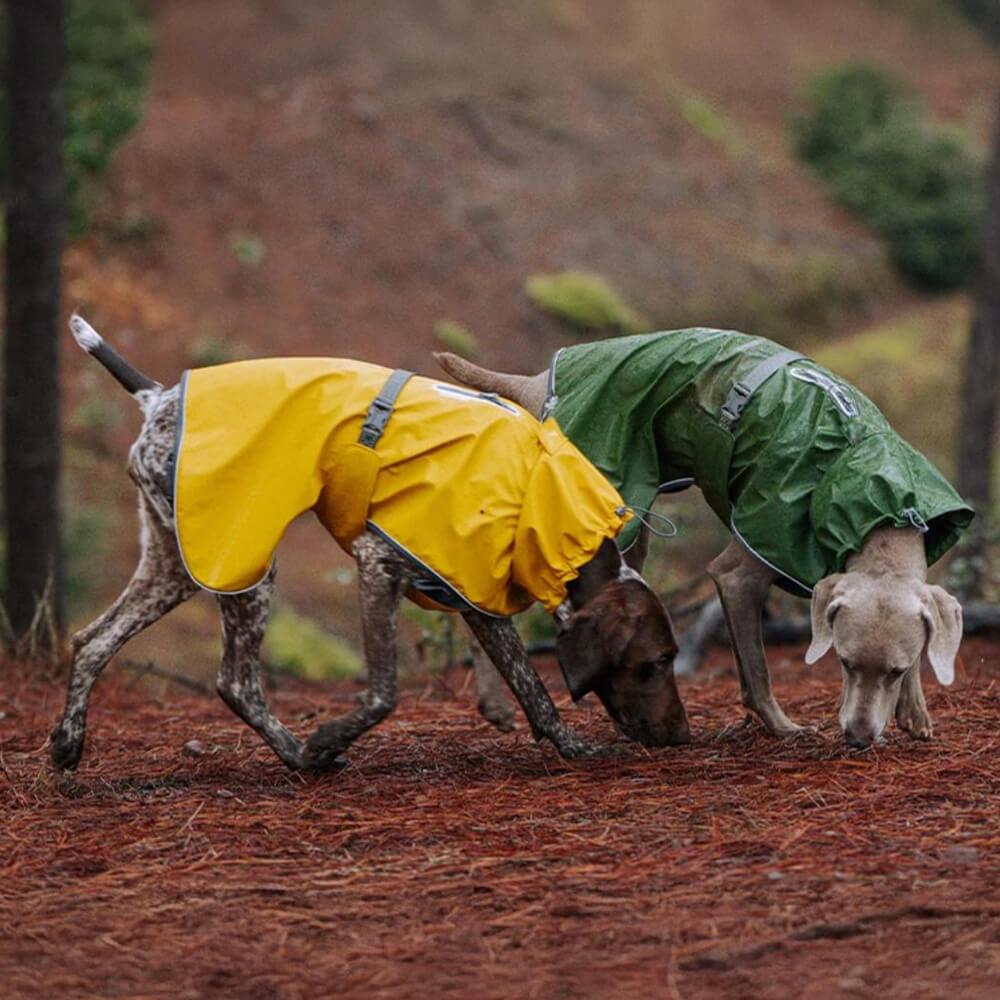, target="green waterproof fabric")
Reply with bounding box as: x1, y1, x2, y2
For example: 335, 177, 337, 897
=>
547, 329, 974, 594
